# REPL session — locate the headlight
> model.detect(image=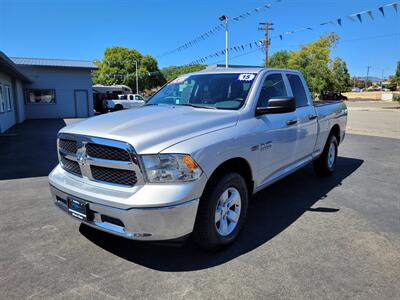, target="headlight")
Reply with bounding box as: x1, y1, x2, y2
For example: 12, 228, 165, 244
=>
141, 154, 202, 183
